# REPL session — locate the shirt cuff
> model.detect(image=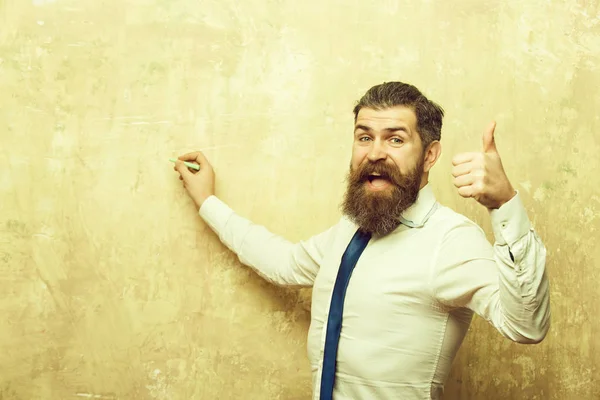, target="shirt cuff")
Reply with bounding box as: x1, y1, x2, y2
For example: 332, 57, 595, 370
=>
489, 191, 532, 247
198, 195, 234, 234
